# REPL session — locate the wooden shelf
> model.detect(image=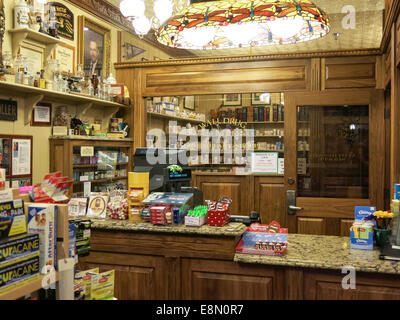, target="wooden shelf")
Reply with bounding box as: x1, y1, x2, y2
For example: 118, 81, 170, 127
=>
147, 112, 204, 123
245, 121, 284, 124
73, 176, 127, 185
73, 162, 128, 168
0, 81, 129, 125
8, 28, 62, 59
0, 272, 59, 300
